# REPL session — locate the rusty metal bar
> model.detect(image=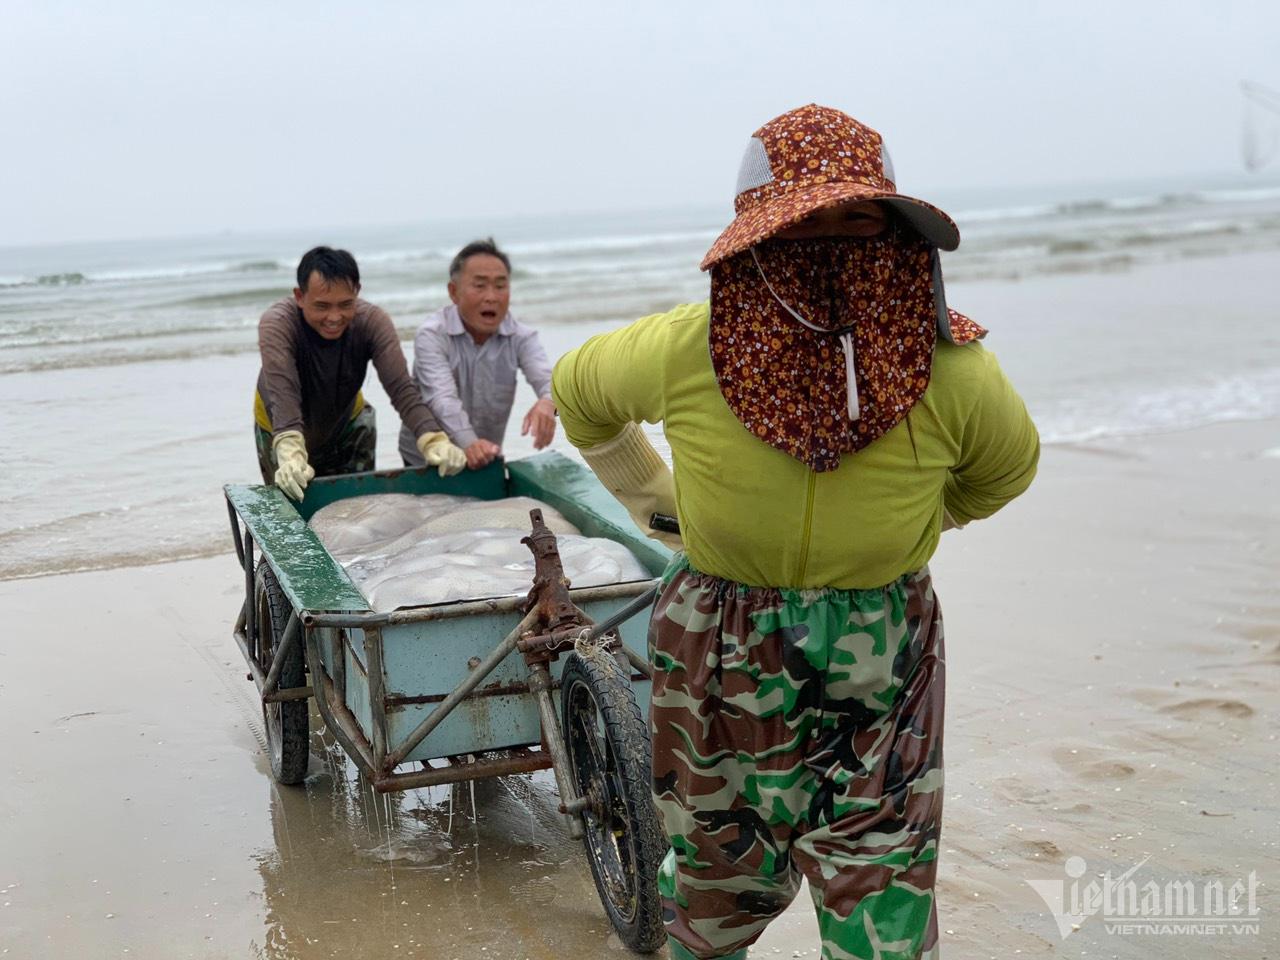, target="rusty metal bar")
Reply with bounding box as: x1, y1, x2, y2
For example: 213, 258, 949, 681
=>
587, 583, 657, 639
301, 581, 654, 628
386, 674, 639, 709
233, 627, 266, 689
304, 628, 379, 779
364, 626, 389, 772
264, 686, 313, 702
621, 645, 653, 679
373, 752, 552, 793
528, 662, 583, 839
382, 607, 539, 771
385, 678, 553, 708
522, 509, 582, 636
233, 627, 312, 702
260, 611, 300, 697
